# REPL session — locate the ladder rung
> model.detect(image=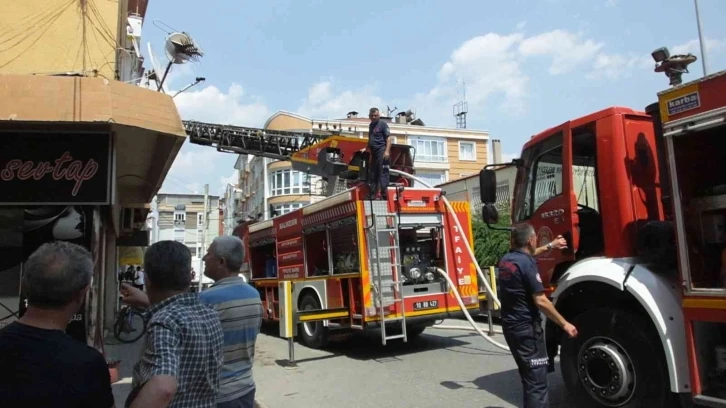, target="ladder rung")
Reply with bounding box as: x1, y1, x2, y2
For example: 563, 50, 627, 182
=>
376, 228, 398, 232
384, 334, 406, 340
376, 246, 399, 250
